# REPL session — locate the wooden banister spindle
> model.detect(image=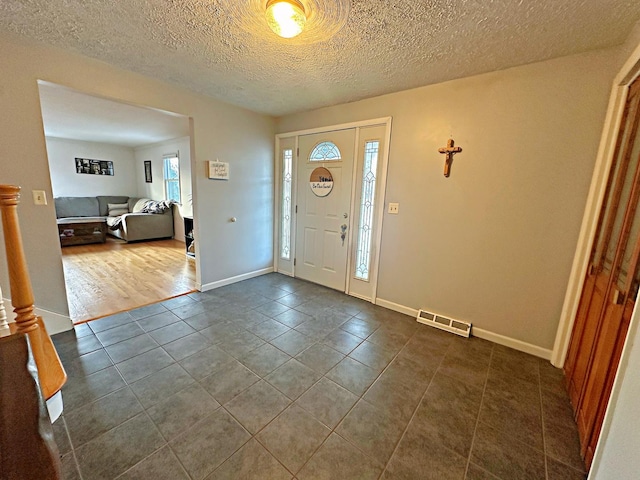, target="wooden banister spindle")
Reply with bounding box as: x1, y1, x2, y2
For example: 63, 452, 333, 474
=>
0, 285, 8, 332
0, 185, 38, 333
